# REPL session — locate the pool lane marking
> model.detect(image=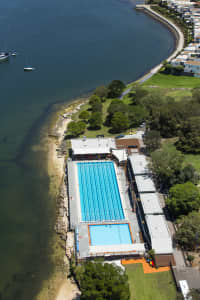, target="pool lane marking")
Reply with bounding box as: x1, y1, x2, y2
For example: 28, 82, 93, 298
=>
75, 162, 82, 223
113, 163, 127, 220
